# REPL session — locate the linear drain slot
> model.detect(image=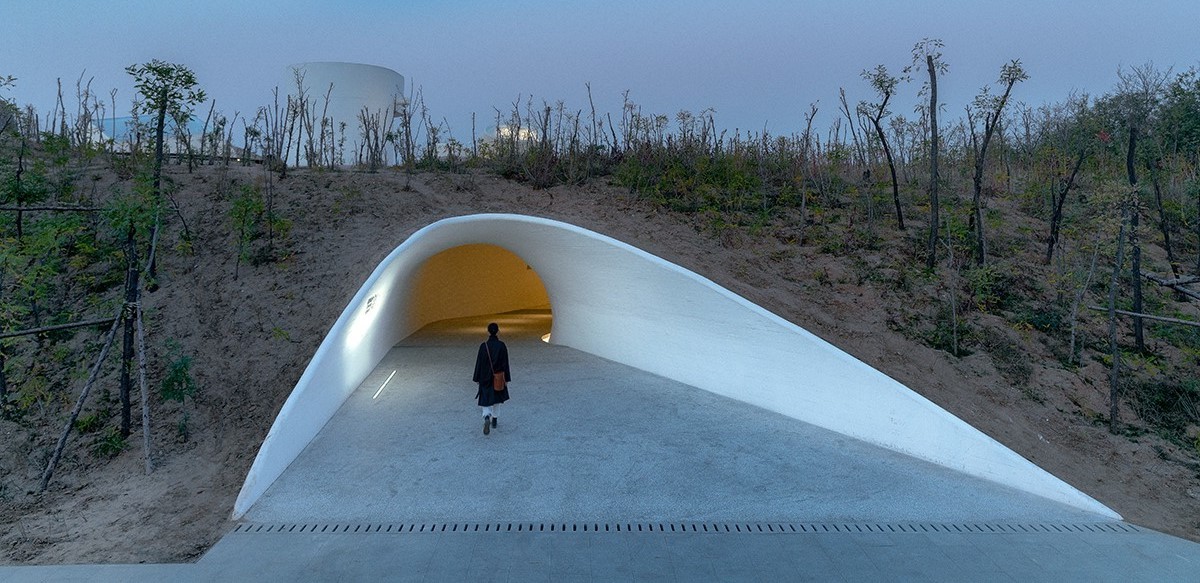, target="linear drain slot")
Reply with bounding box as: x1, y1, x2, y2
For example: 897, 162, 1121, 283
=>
232, 521, 1140, 536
